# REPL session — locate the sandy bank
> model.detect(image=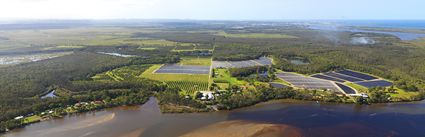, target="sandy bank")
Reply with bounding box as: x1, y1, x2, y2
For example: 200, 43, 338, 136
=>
180, 120, 304, 137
